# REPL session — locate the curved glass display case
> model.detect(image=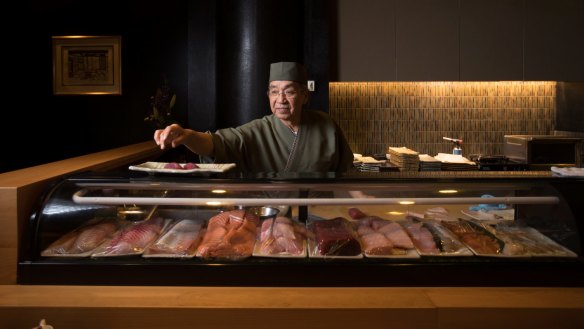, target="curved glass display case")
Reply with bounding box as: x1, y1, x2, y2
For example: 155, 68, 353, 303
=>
18, 171, 584, 286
